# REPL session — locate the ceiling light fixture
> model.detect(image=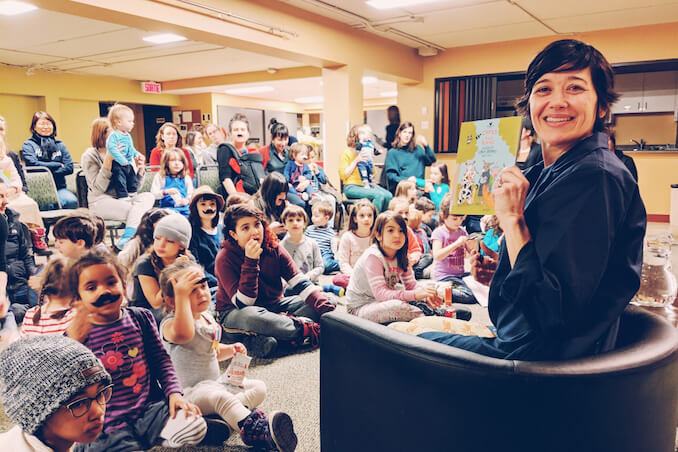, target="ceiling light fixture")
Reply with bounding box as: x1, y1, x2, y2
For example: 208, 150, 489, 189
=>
225, 86, 274, 95
142, 33, 187, 44
295, 96, 324, 104
380, 91, 398, 97
0, 1, 37, 15
266, 67, 279, 74
362, 76, 378, 85
366, 0, 440, 9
